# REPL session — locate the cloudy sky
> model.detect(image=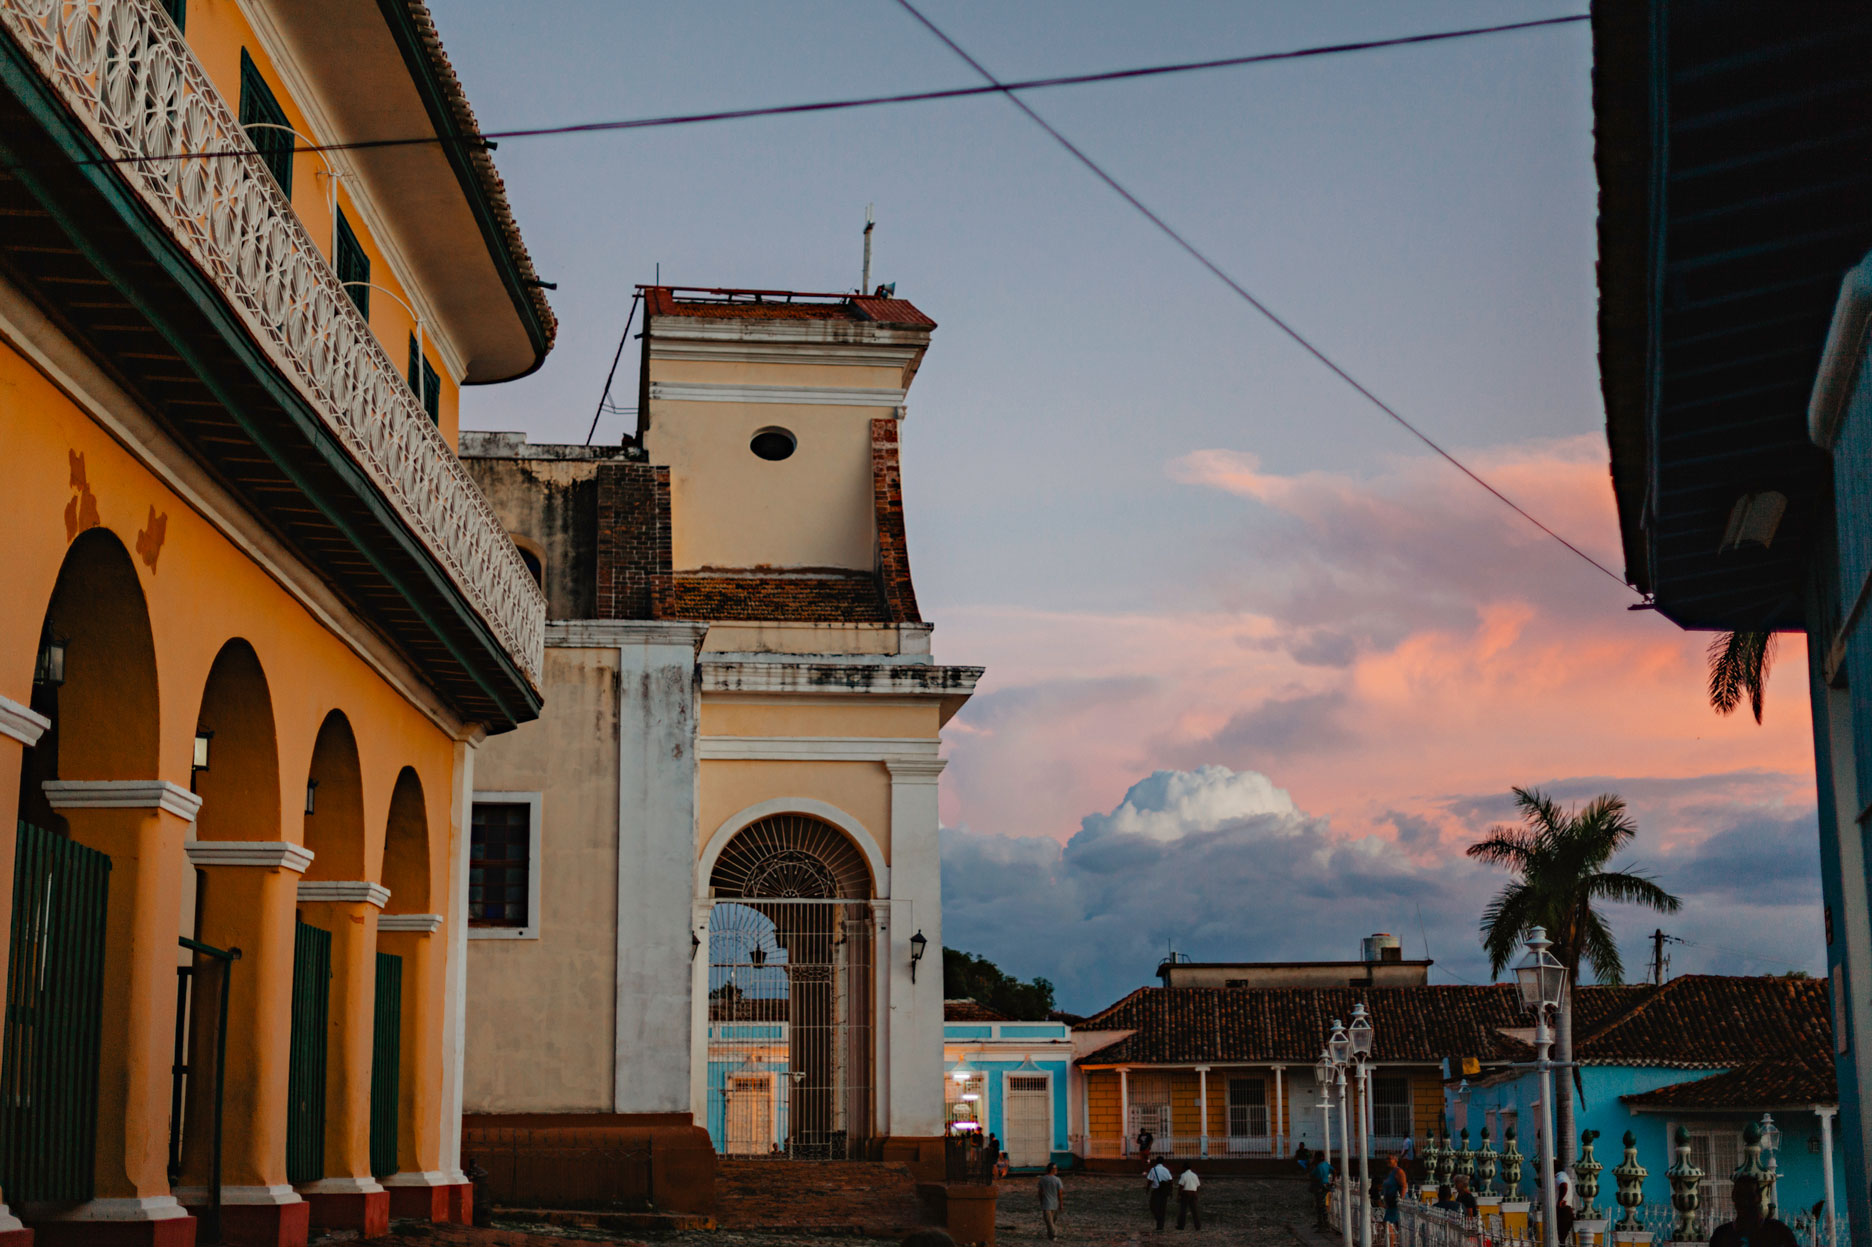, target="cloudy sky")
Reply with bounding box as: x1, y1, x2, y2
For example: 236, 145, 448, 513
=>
441, 1, 1824, 1012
